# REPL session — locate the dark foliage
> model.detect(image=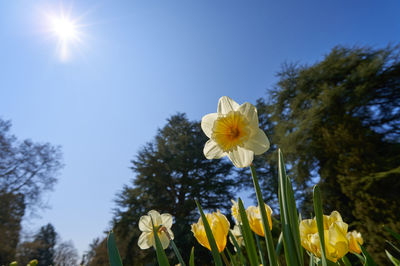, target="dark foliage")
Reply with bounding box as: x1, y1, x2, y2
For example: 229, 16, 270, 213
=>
256, 45, 400, 263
